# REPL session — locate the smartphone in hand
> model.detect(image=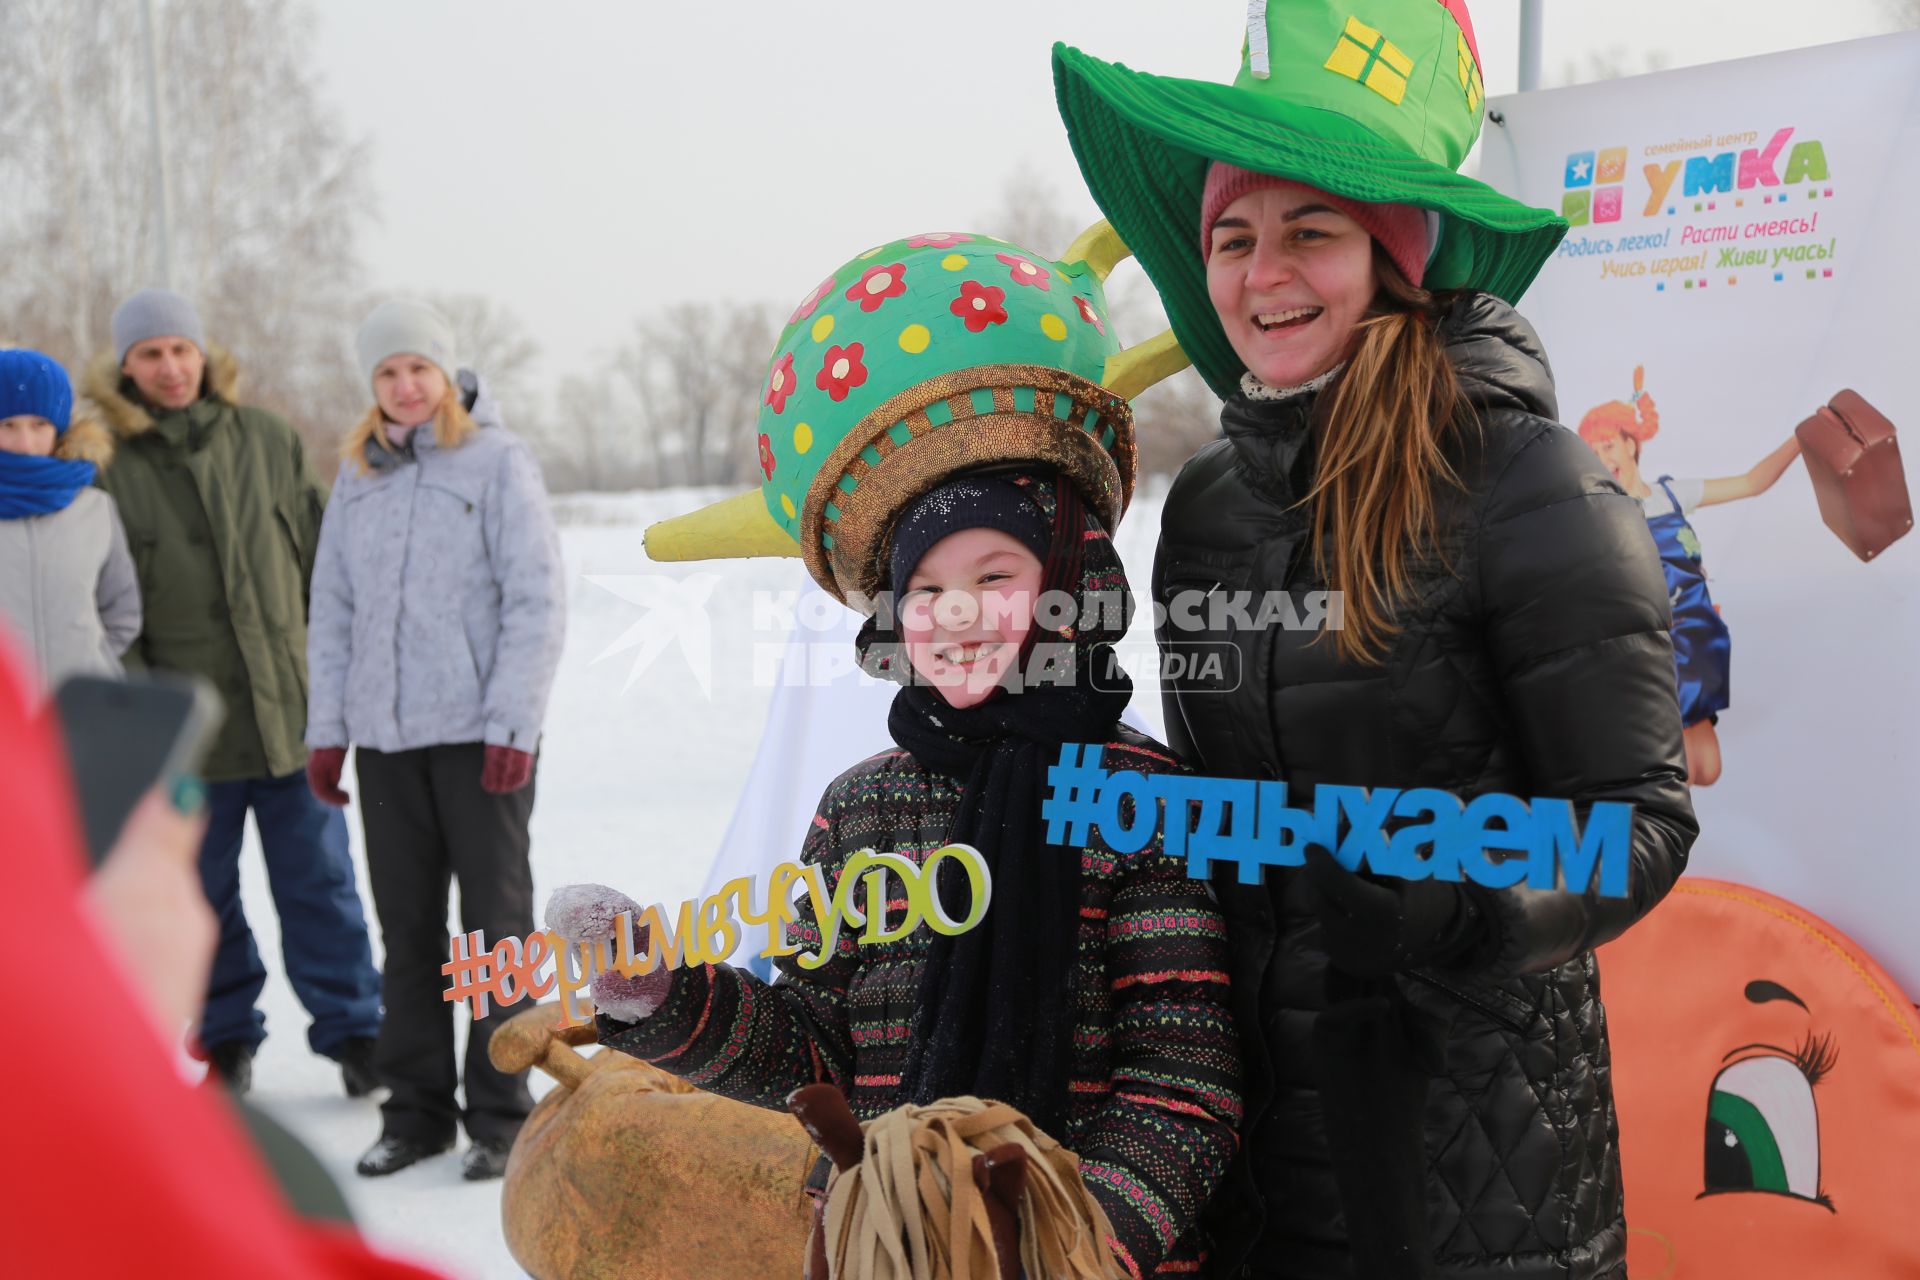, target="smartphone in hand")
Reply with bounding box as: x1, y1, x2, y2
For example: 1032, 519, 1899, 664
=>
54, 673, 224, 867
